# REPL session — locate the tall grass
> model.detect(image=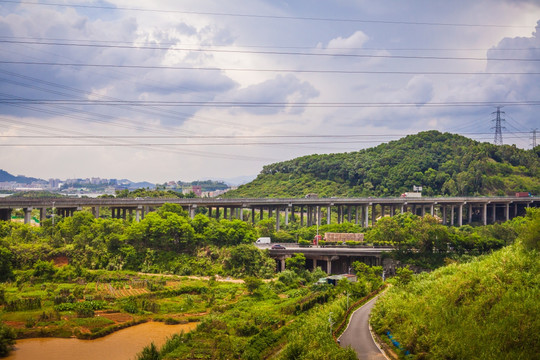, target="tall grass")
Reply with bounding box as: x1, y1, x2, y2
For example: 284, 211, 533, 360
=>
371, 244, 539, 359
